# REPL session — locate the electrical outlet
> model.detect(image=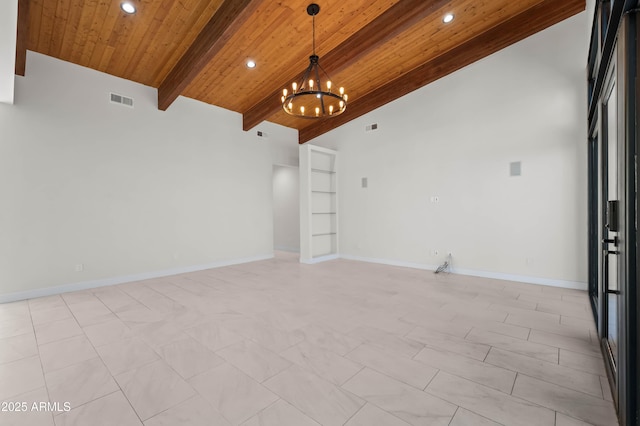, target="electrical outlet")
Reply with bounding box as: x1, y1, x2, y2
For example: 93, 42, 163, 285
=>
75, 264, 84, 272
